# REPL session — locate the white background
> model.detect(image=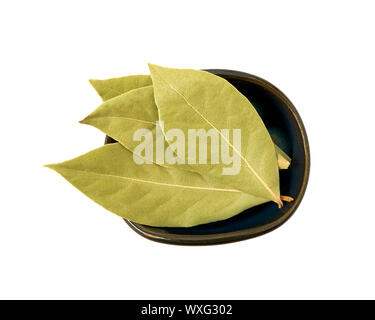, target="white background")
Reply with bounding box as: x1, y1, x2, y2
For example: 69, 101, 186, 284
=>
1, 1, 374, 300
